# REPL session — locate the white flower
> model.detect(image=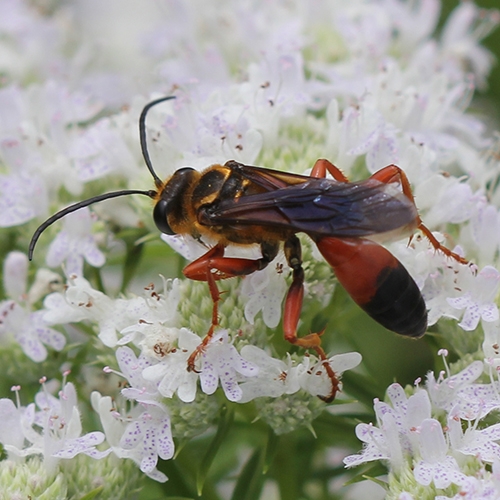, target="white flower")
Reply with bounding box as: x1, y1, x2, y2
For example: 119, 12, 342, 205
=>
388, 232, 467, 326
240, 256, 288, 329
435, 471, 500, 500
461, 197, 500, 266
343, 413, 401, 469
0, 170, 48, 227
415, 174, 476, 227
142, 328, 259, 403
45, 207, 105, 276
426, 360, 484, 412
300, 352, 362, 400
343, 384, 432, 472
3, 382, 107, 472
91, 392, 168, 483
454, 368, 500, 421
238, 345, 301, 403
413, 418, 467, 489
448, 408, 500, 463
43, 276, 179, 348
35, 383, 107, 464
43, 275, 119, 346
0, 83, 103, 224
440, 2, 500, 88
0, 252, 65, 361
0, 302, 65, 362
115, 346, 158, 404
374, 385, 432, 445
141, 328, 200, 403
69, 116, 136, 182
447, 266, 500, 331
196, 330, 259, 402
119, 402, 174, 477
482, 320, 500, 363
161, 234, 207, 262
0, 397, 28, 457
3, 250, 28, 300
